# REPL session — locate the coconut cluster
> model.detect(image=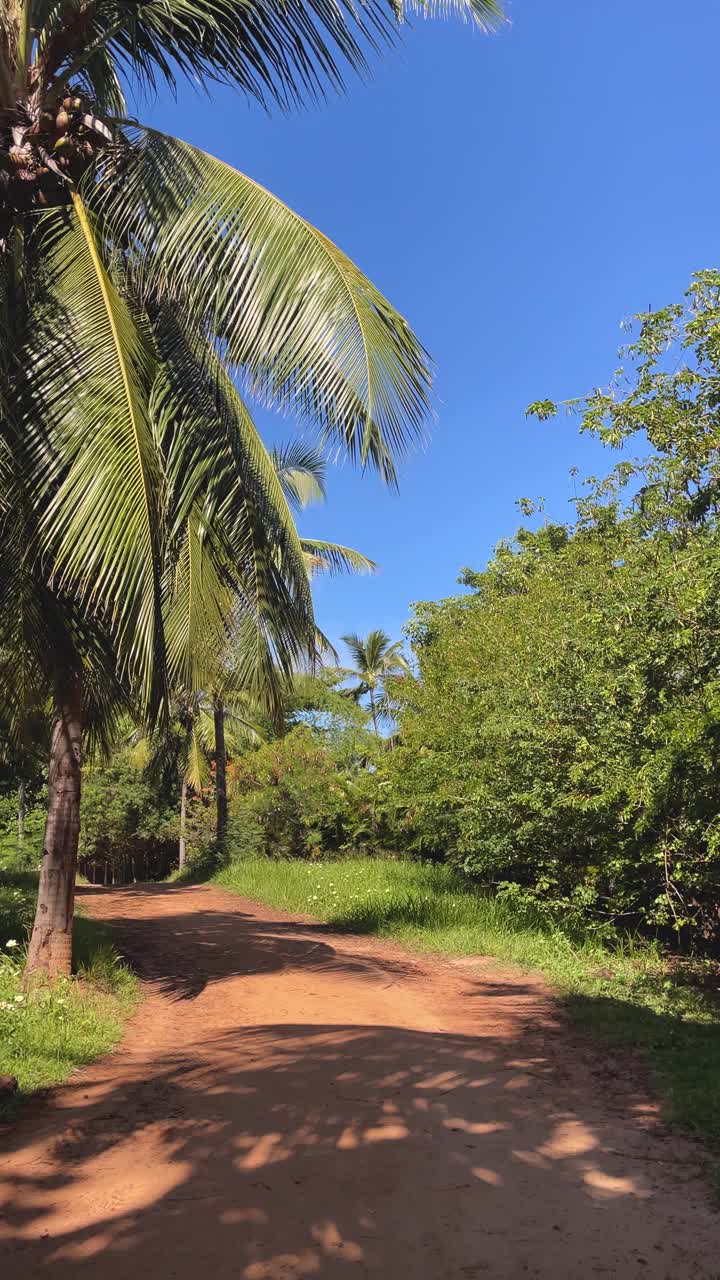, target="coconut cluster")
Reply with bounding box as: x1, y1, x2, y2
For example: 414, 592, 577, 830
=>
0, 87, 112, 235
